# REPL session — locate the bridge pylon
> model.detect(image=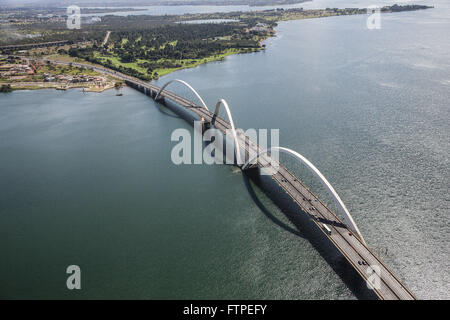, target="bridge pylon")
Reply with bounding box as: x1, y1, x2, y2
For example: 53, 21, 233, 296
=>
201, 117, 211, 134
154, 95, 165, 103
